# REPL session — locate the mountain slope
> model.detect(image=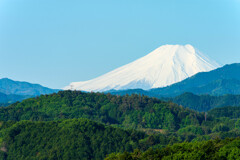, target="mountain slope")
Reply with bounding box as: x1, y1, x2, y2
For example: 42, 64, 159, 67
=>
0, 78, 59, 96
0, 92, 31, 104
65, 44, 219, 92
208, 106, 240, 119
149, 63, 240, 97
110, 63, 240, 97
